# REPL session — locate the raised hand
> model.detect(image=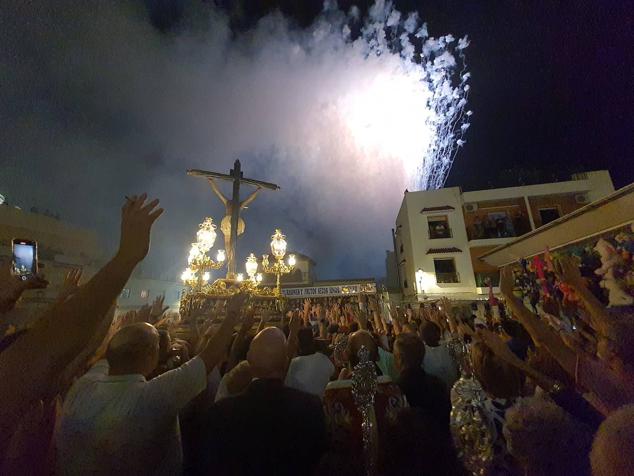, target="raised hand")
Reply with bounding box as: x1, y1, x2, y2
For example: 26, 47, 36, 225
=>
476, 329, 521, 367
227, 293, 249, 313
354, 309, 369, 330
368, 296, 379, 314
241, 306, 256, 331
57, 268, 82, 303
135, 304, 152, 323
289, 311, 302, 335
553, 256, 584, 289
318, 303, 326, 321
439, 297, 452, 315
117, 193, 164, 265
259, 308, 273, 324
118, 309, 137, 327
0, 261, 48, 313
226, 293, 249, 326
559, 329, 596, 360
499, 266, 516, 299
149, 294, 169, 322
